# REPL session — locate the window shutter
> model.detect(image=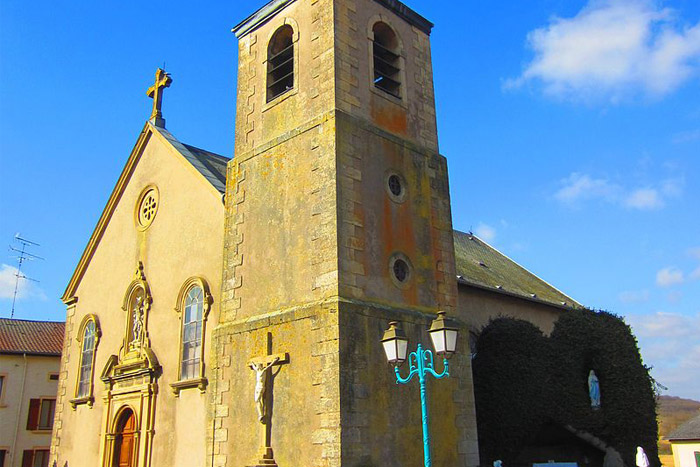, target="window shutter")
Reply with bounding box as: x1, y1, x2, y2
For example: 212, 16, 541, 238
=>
26, 399, 40, 430
21, 450, 33, 467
